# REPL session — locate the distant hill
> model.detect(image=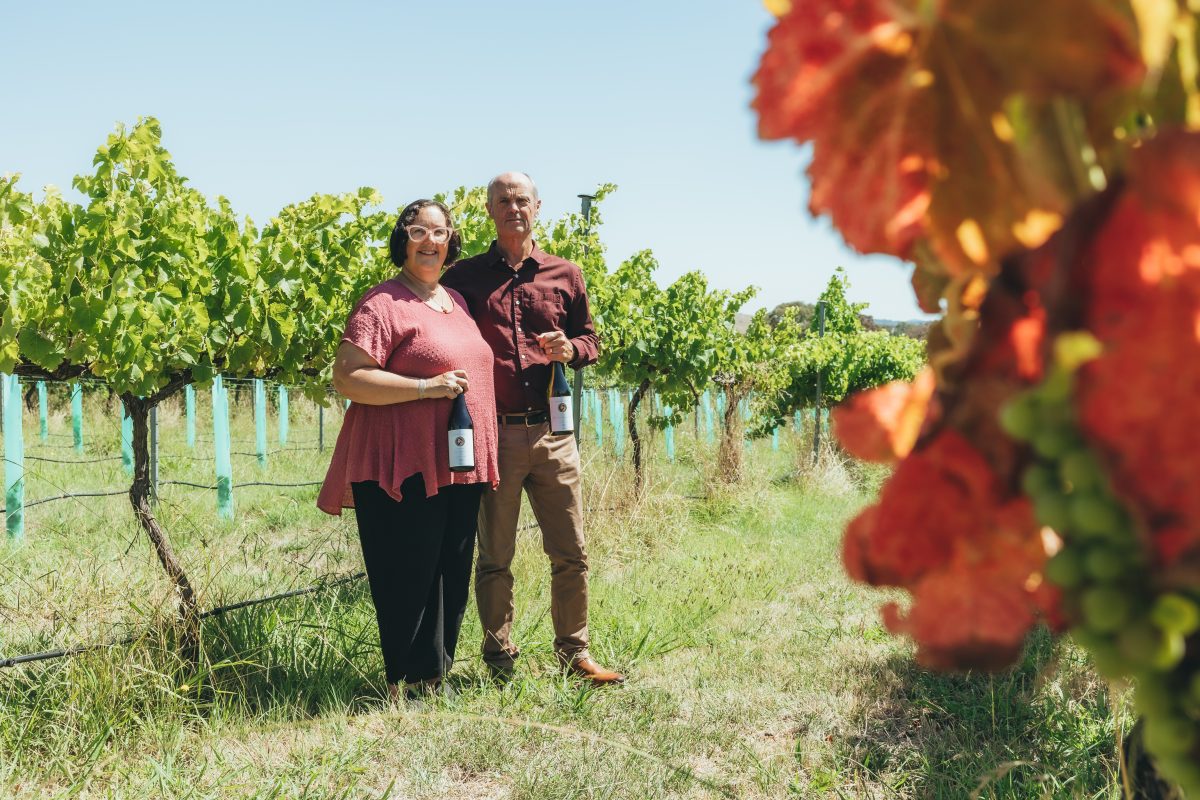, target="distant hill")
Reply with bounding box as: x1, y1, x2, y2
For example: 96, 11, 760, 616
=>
732, 303, 934, 340
734, 307, 932, 339
873, 318, 934, 339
